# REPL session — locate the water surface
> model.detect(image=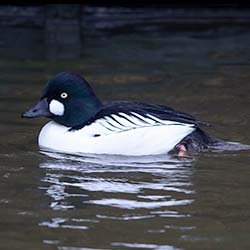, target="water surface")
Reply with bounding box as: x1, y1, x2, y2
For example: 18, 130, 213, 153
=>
1, 22, 250, 250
